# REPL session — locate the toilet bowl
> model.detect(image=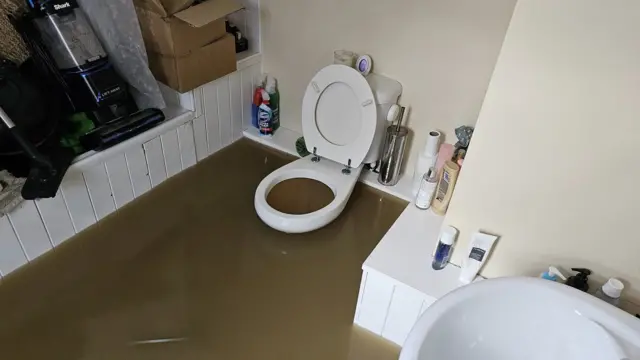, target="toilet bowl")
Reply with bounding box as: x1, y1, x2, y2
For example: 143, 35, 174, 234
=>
255, 64, 402, 233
